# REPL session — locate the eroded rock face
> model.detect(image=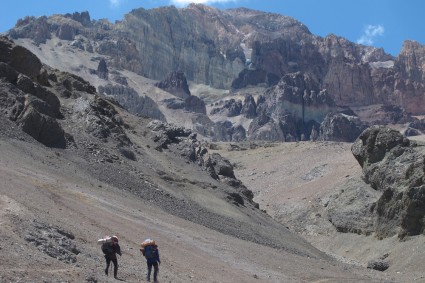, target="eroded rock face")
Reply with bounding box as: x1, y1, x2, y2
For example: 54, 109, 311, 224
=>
248, 72, 334, 141
351, 126, 425, 239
